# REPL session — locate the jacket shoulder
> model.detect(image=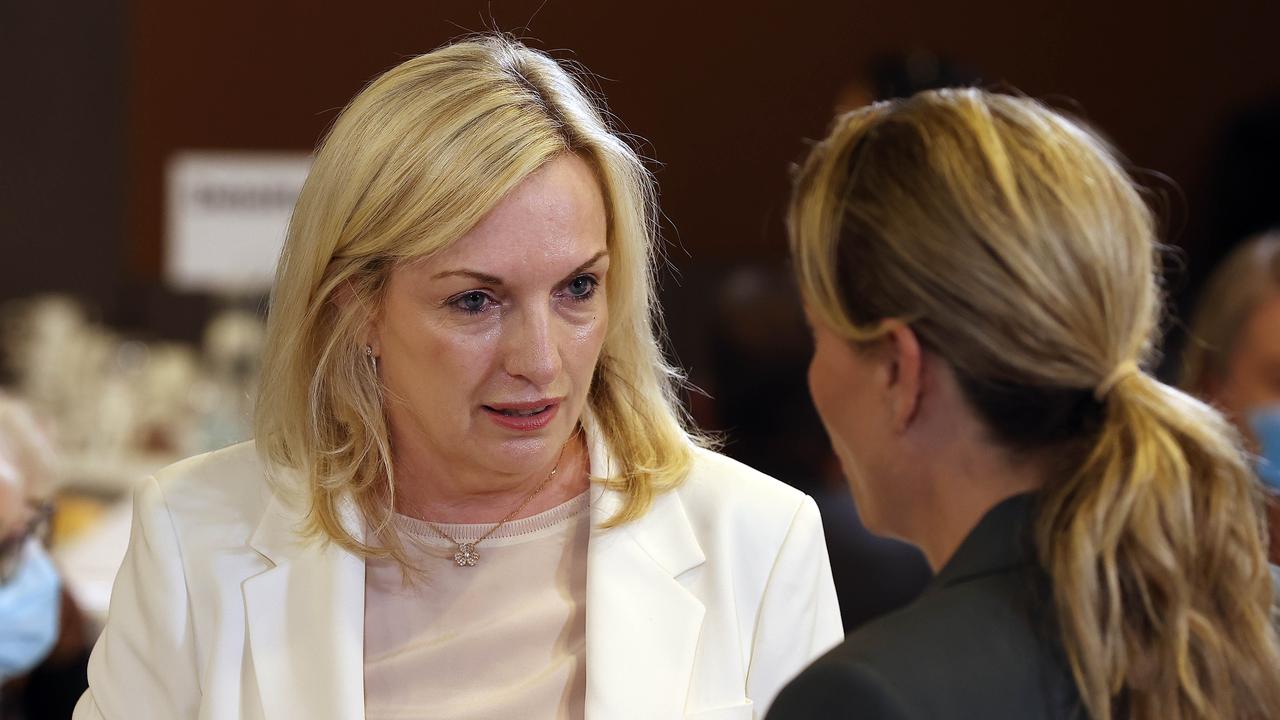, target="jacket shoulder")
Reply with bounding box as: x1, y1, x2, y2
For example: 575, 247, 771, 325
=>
146, 441, 276, 540
673, 447, 820, 577
679, 446, 811, 522
813, 569, 1082, 718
